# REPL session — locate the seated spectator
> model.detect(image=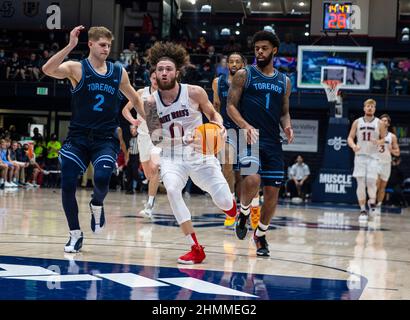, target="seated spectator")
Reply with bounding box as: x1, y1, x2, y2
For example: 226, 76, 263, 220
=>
7, 140, 27, 186
287, 155, 311, 200
23, 143, 43, 187
6, 52, 25, 80
0, 139, 18, 187
24, 53, 41, 81
278, 33, 297, 56
31, 127, 43, 142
